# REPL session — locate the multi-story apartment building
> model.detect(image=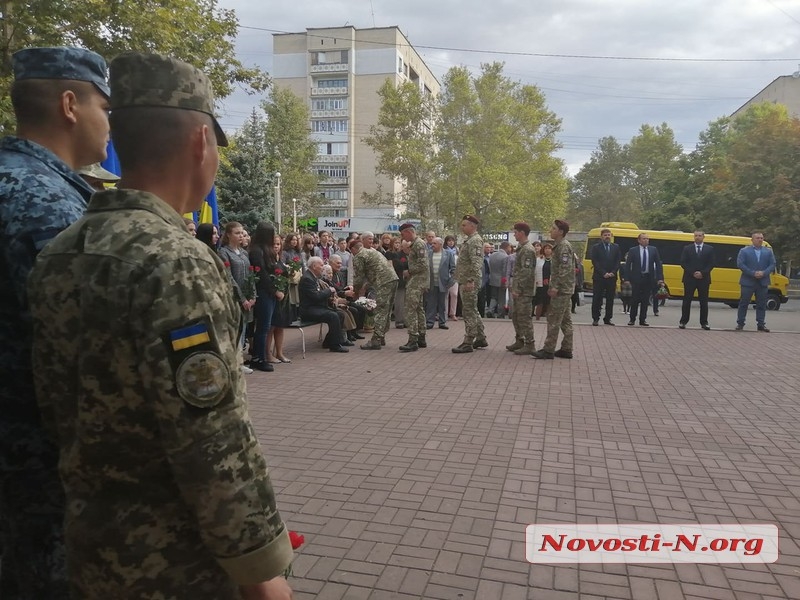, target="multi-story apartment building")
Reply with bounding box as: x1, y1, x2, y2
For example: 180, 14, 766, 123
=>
272, 26, 439, 218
